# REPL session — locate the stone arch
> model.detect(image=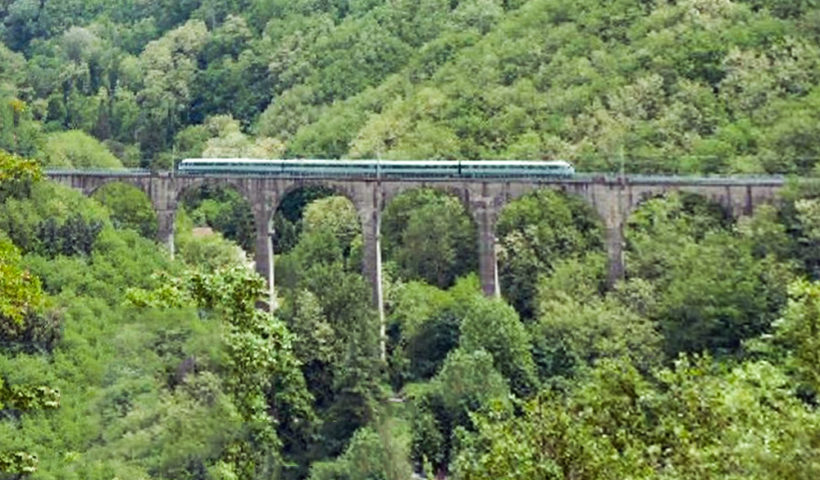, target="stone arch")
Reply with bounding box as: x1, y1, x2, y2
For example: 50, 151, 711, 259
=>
623, 186, 736, 227
272, 178, 370, 225
380, 181, 471, 217
495, 182, 613, 223
82, 176, 152, 198
172, 176, 260, 254
269, 179, 367, 261
380, 183, 486, 292
493, 184, 609, 316
619, 186, 744, 287
495, 183, 609, 236
89, 180, 159, 239
263, 179, 376, 307
174, 177, 256, 210
621, 183, 774, 221
379, 181, 480, 290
